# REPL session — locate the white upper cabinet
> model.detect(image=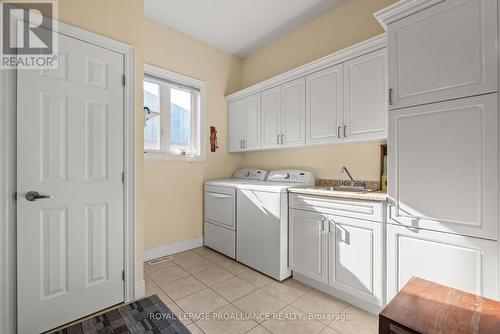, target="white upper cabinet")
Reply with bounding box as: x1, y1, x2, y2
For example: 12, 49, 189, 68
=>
343, 49, 387, 142
243, 94, 261, 151
306, 64, 343, 145
386, 0, 498, 109
228, 94, 261, 152
261, 78, 306, 149
388, 94, 498, 240
281, 77, 306, 147
261, 86, 281, 149
226, 35, 388, 152
228, 100, 244, 152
